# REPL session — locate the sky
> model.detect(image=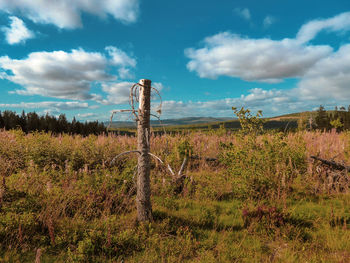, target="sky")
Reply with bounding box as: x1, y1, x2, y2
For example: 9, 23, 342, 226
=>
0, 0, 350, 121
